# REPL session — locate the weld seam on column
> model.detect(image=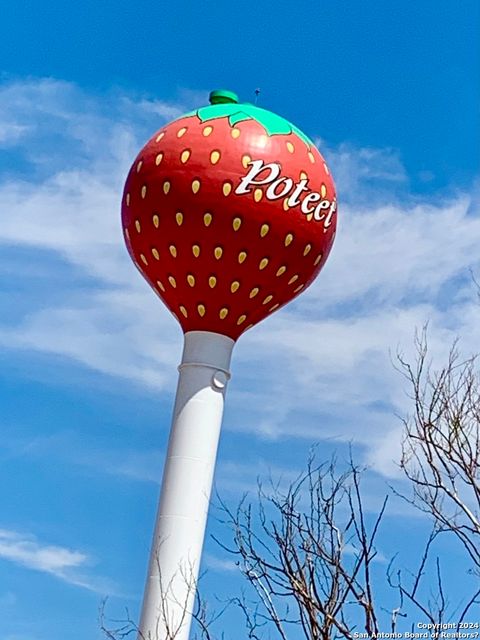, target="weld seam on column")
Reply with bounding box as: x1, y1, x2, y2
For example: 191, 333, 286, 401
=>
167, 455, 214, 463
157, 515, 206, 521
177, 362, 231, 378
